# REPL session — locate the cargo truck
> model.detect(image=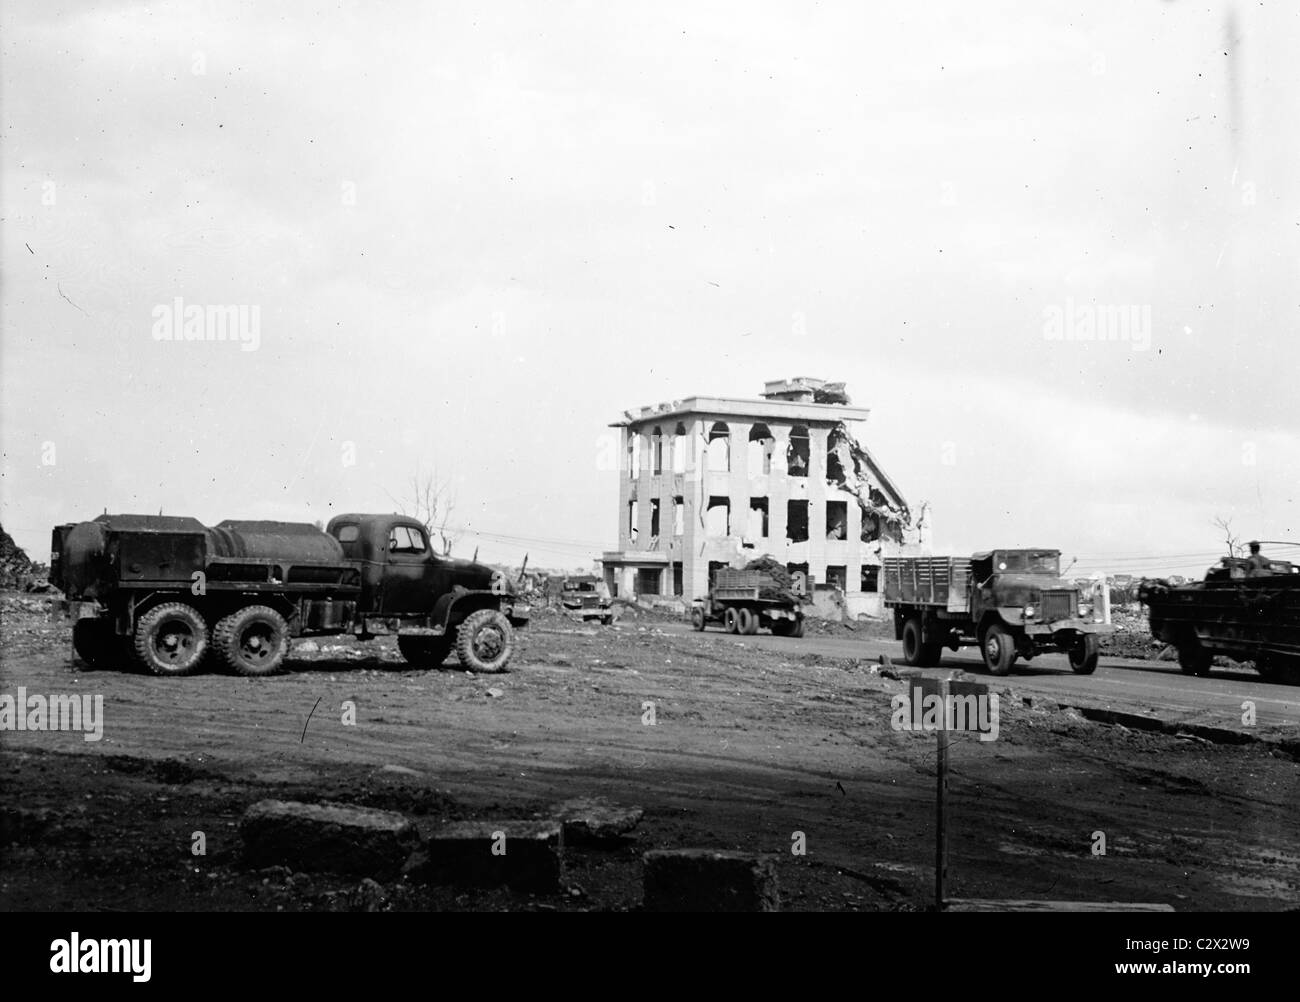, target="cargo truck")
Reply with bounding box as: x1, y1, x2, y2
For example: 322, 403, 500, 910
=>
50, 512, 529, 677
883, 548, 1113, 675
690, 566, 809, 637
